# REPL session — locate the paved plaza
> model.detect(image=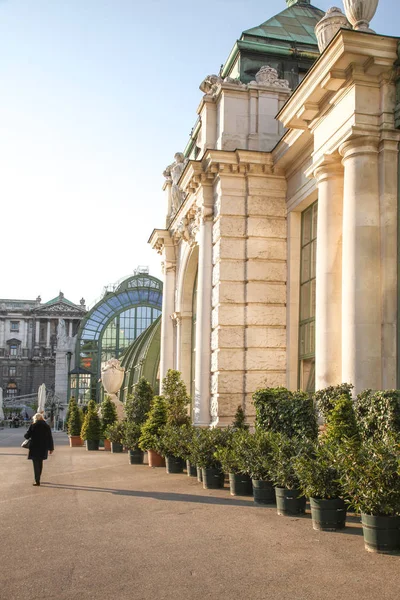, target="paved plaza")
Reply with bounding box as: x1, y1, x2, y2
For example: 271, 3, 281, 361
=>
0, 427, 399, 600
